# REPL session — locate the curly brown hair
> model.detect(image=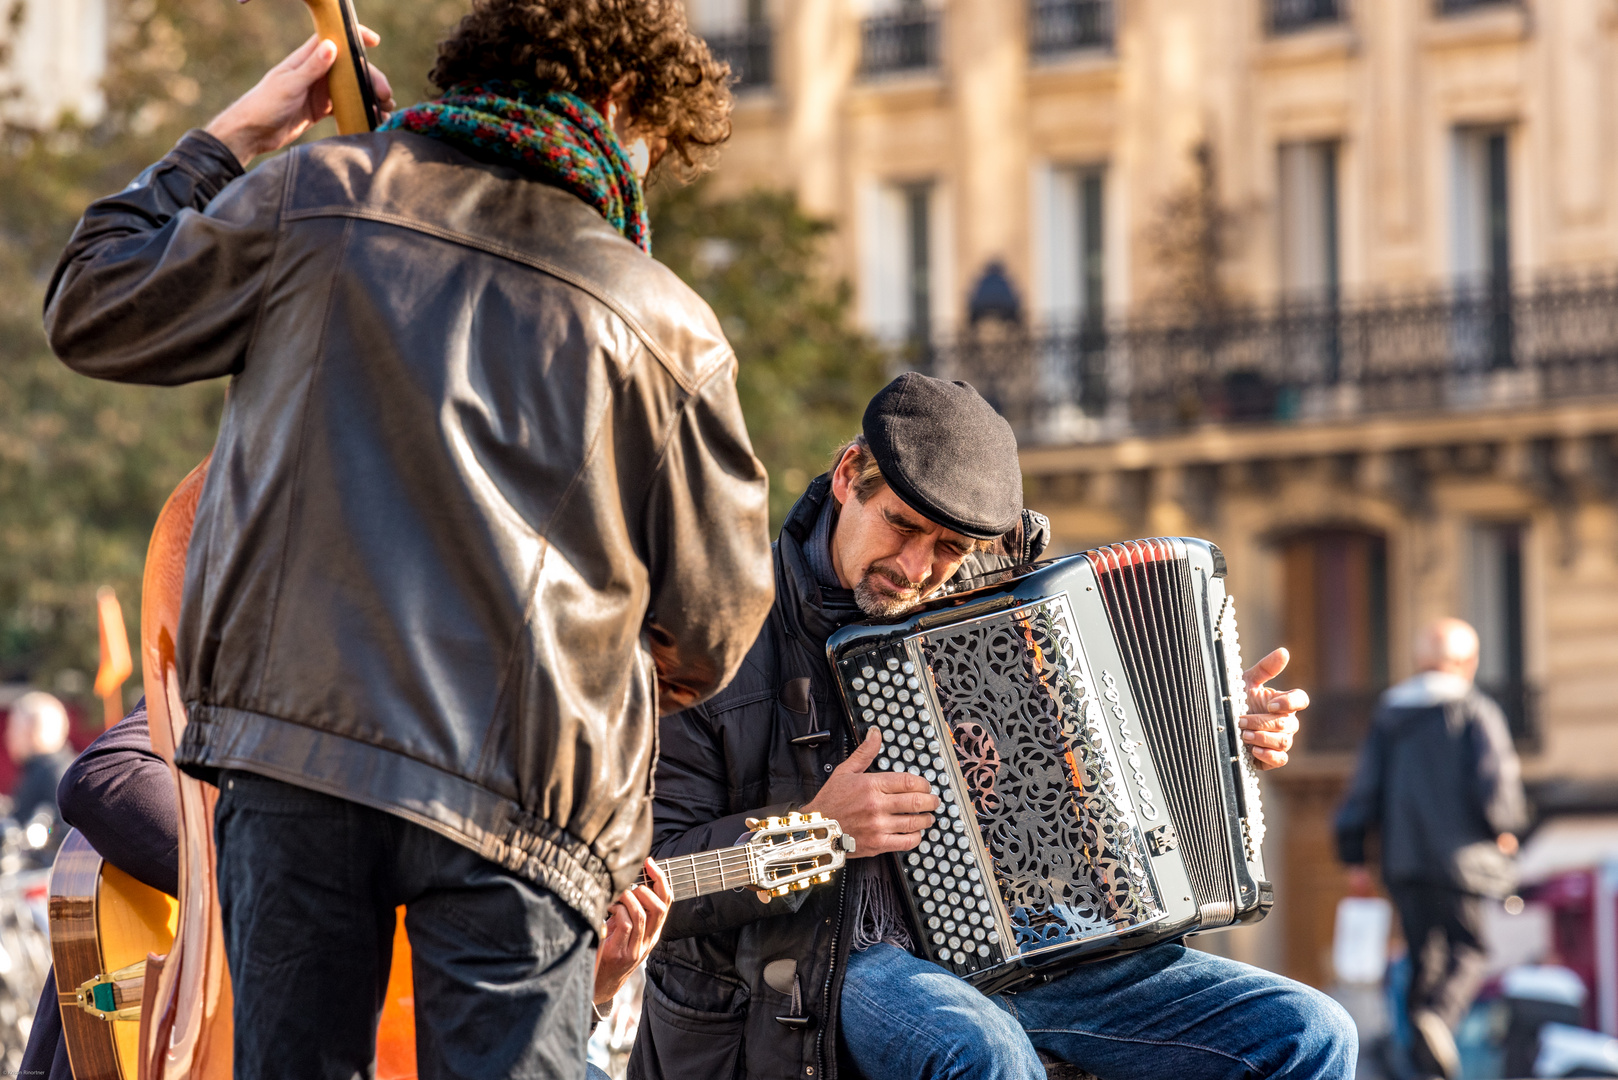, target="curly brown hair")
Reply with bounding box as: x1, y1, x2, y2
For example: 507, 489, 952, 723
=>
430, 0, 733, 178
